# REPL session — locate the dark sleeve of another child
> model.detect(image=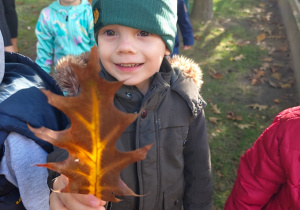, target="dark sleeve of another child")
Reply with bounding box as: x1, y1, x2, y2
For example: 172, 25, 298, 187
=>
183, 108, 213, 210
